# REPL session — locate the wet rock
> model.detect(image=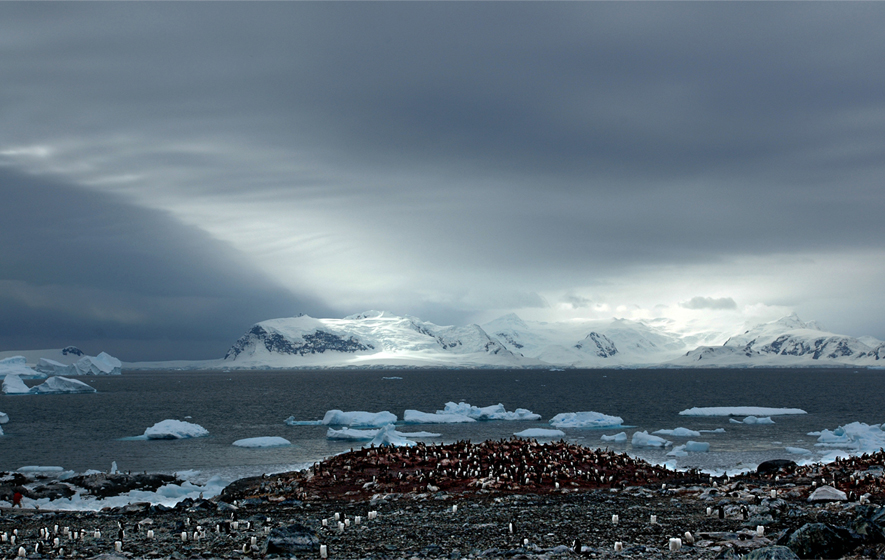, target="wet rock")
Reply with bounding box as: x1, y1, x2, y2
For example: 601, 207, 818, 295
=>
66, 473, 178, 498
263, 523, 320, 556
743, 545, 799, 559
757, 460, 796, 475
786, 523, 860, 559
29, 482, 75, 500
